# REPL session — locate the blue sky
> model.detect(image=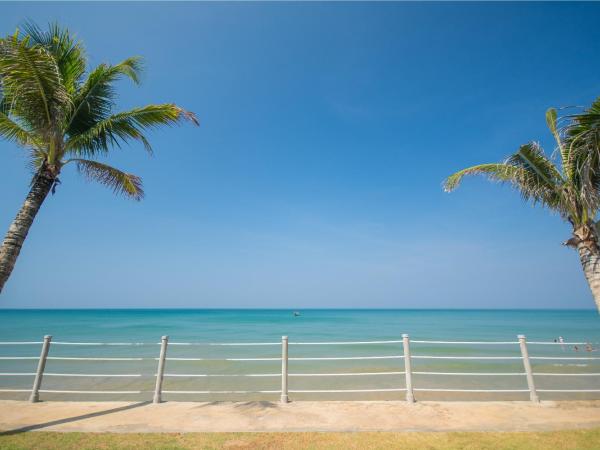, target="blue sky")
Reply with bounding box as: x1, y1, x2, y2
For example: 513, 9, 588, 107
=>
1, 2, 600, 309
